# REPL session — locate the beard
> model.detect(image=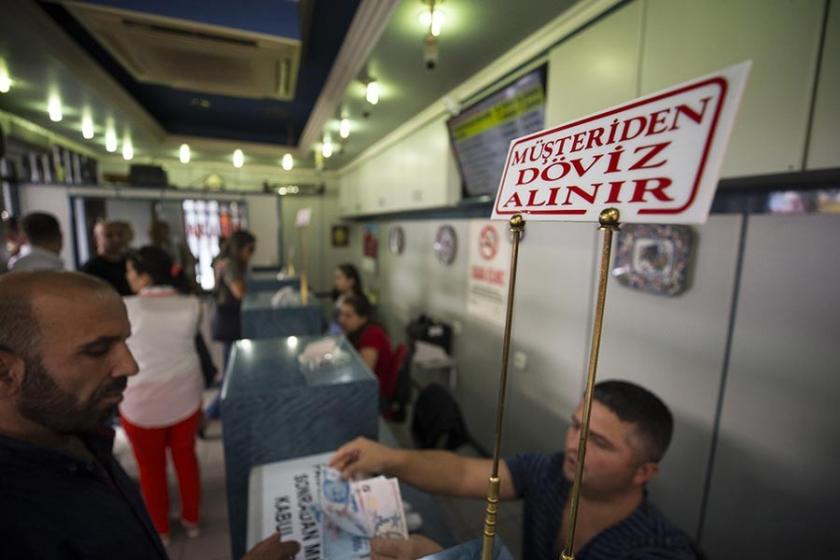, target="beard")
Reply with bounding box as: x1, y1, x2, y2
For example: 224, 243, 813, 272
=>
17, 356, 127, 434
